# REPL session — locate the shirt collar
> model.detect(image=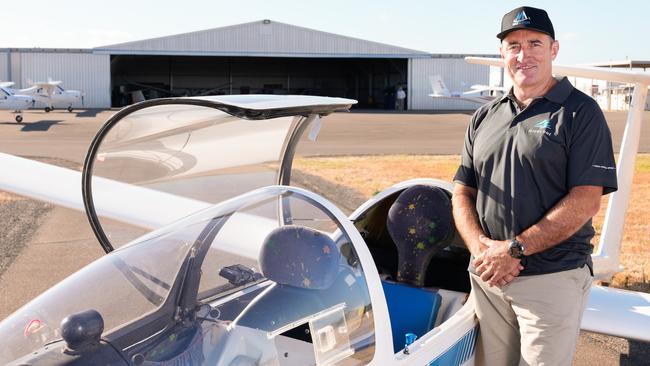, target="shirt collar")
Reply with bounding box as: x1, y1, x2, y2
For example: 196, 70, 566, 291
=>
501, 76, 573, 105
543, 77, 573, 103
